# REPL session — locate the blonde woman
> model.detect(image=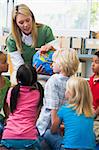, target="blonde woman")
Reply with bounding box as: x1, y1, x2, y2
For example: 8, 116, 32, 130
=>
7, 4, 55, 84
47, 77, 96, 150
36, 49, 79, 143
